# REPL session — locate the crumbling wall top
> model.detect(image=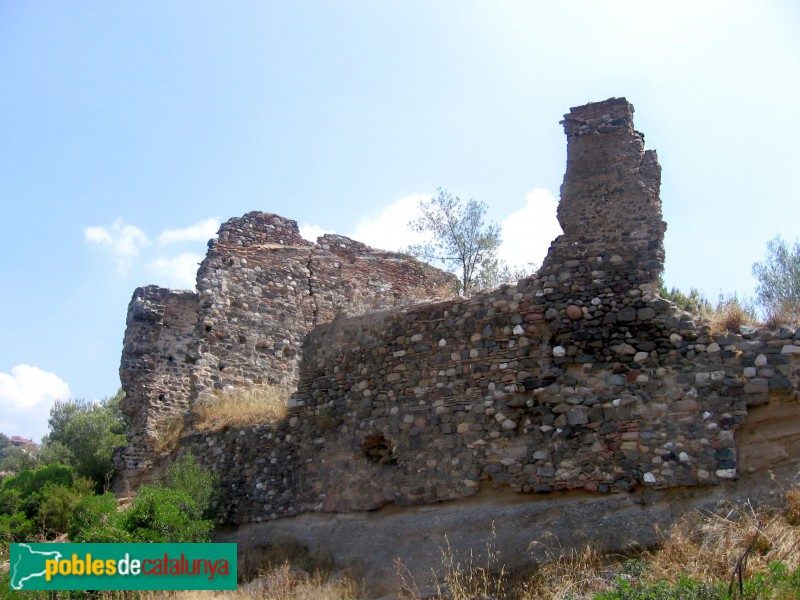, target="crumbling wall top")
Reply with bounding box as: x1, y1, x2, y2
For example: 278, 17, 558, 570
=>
215, 212, 312, 248
561, 96, 637, 139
